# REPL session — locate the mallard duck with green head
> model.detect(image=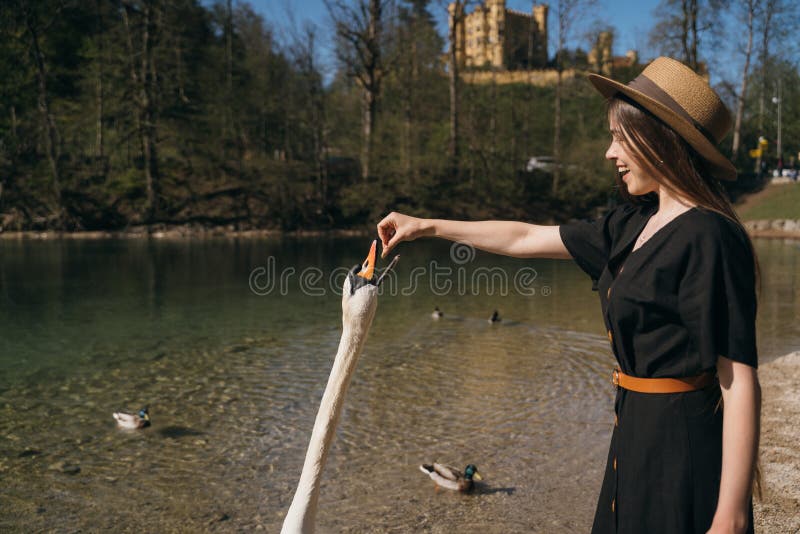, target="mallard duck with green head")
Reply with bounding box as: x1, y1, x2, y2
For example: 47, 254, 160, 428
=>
113, 406, 150, 429
419, 463, 482, 492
